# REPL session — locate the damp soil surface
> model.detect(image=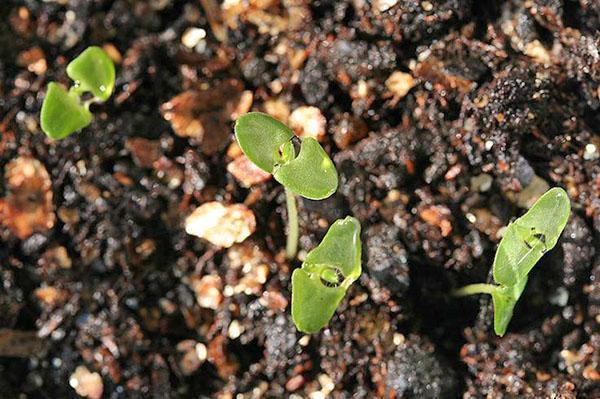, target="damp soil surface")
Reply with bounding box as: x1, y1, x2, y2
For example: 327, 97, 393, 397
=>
1, 1, 599, 398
